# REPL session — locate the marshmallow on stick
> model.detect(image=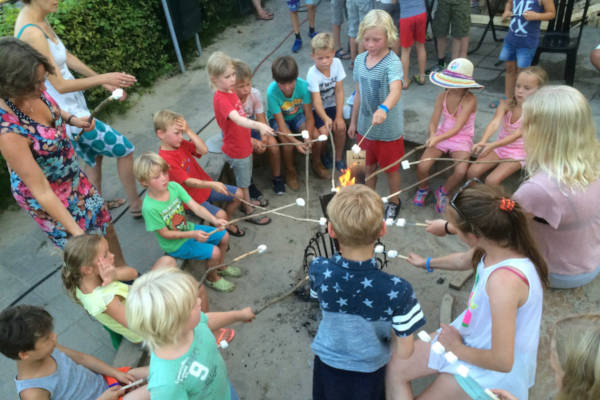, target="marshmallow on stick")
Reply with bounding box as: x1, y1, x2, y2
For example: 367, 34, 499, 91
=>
197, 244, 267, 285
265, 135, 328, 148
74, 89, 124, 141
